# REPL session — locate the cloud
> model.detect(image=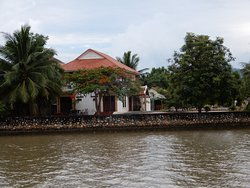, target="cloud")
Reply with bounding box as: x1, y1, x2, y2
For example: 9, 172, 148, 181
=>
48, 34, 112, 46
106, 0, 250, 69
1, 0, 250, 68
107, 13, 183, 69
